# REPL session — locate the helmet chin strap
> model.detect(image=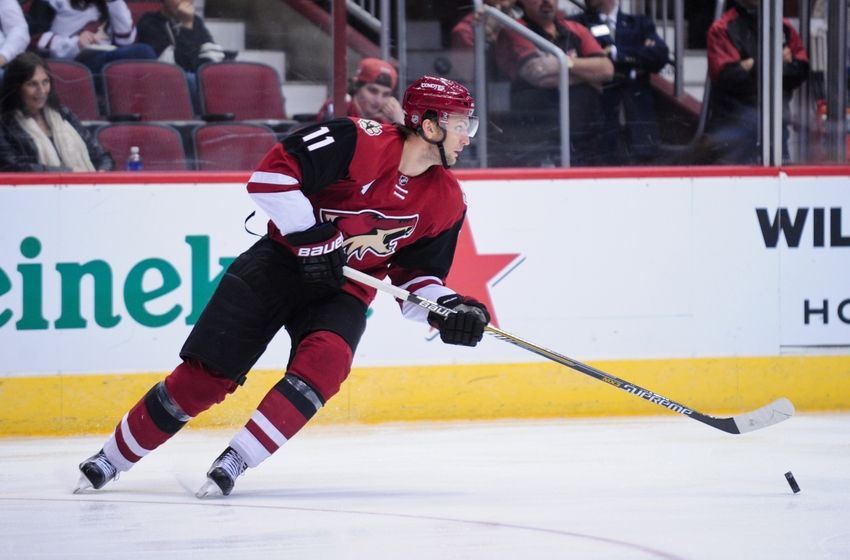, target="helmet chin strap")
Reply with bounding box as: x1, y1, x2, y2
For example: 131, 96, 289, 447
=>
418, 121, 451, 168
